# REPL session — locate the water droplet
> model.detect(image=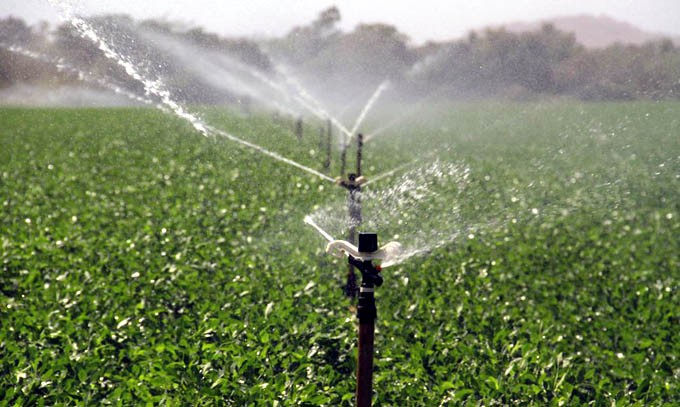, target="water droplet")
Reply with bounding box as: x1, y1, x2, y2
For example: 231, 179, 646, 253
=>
116, 317, 130, 329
